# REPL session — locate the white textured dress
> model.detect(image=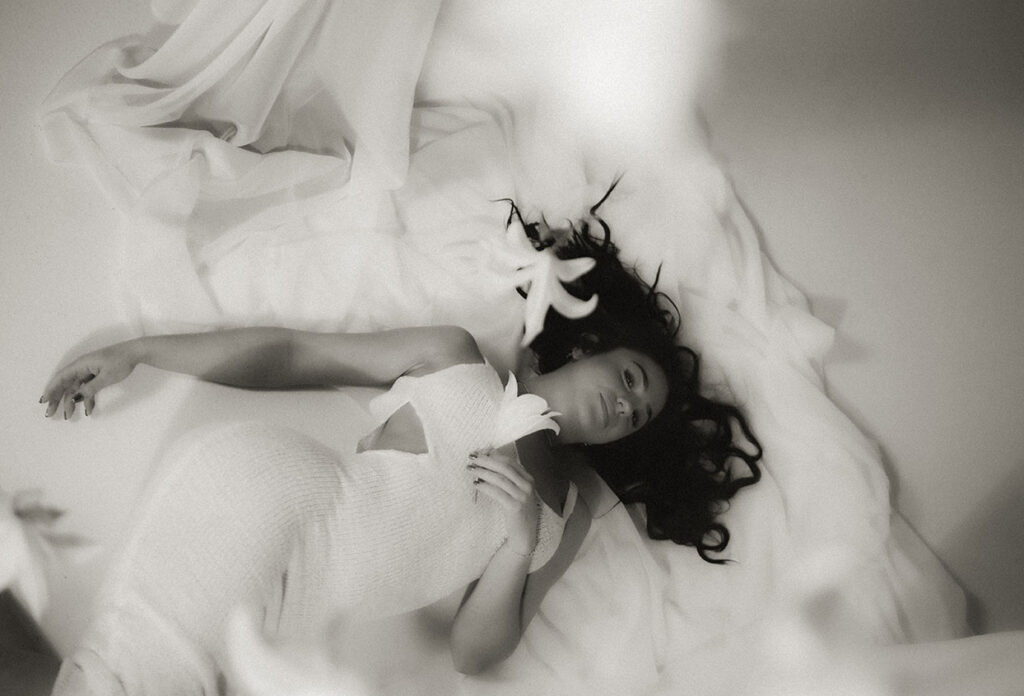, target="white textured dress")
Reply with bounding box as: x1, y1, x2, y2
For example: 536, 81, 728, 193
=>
52, 362, 576, 696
